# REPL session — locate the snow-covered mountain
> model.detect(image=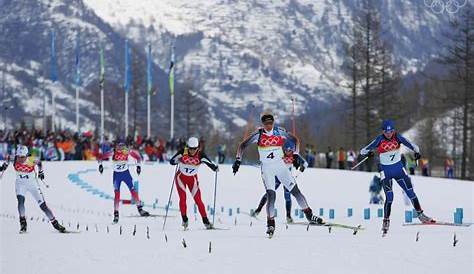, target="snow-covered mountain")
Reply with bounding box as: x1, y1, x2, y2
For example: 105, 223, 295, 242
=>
0, 0, 455, 135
